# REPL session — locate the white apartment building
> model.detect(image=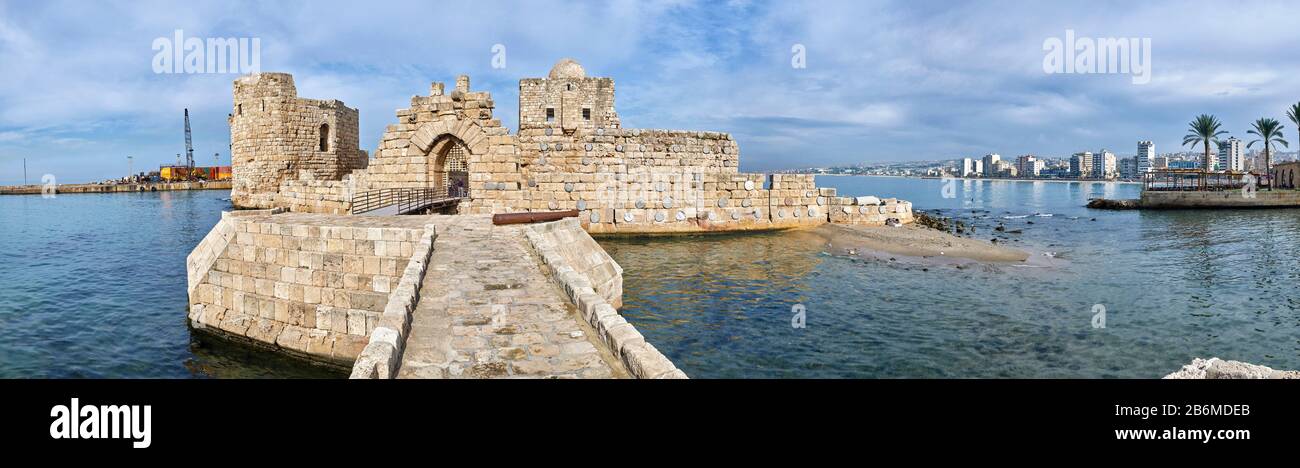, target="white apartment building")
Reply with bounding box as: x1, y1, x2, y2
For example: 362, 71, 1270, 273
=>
1218, 137, 1244, 172
1091, 150, 1117, 179
959, 158, 977, 177
981, 154, 1001, 177
1137, 141, 1155, 173
1071, 152, 1093, 177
